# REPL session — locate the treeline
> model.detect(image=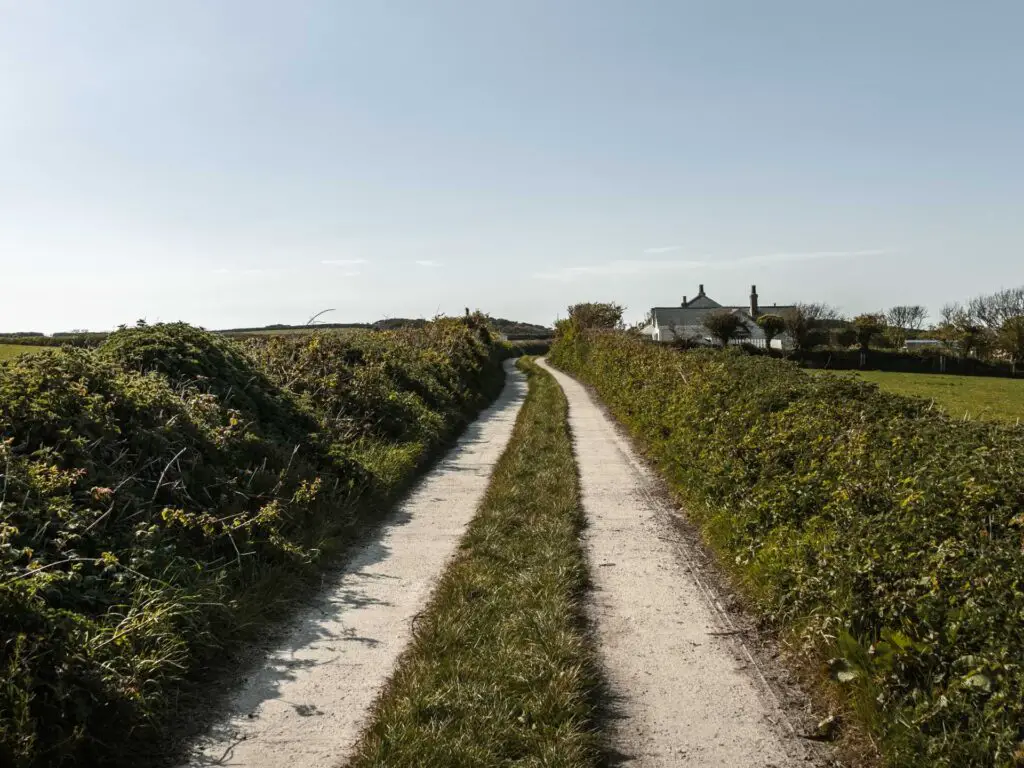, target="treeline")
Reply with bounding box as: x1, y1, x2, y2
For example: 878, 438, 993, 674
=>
743, 287, 1024, 368
549, 326, 1024, 767
936, 287, 1024, 362
0, 319, 505, 766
